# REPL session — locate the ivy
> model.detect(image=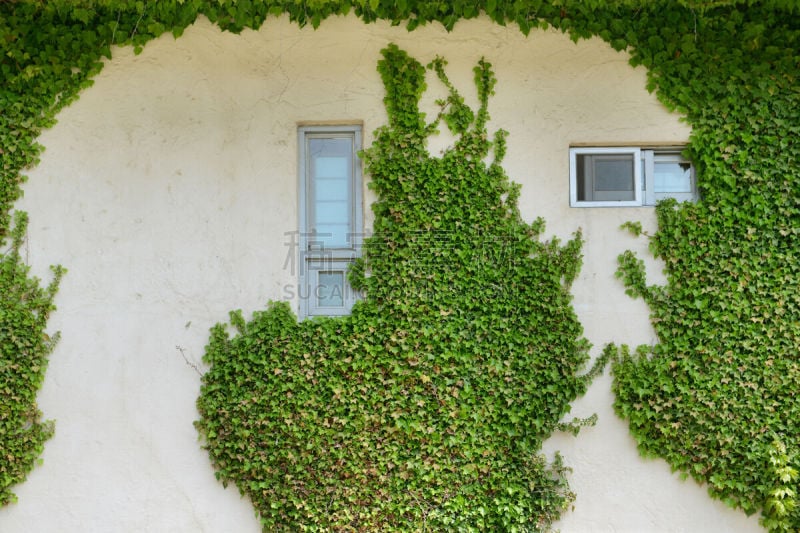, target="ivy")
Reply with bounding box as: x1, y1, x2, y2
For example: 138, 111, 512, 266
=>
763, 439, 798, 532
2, 1, 799, 530
606, 4, 800, 531
196, 44, 602, 530
0, 212, 63, 505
